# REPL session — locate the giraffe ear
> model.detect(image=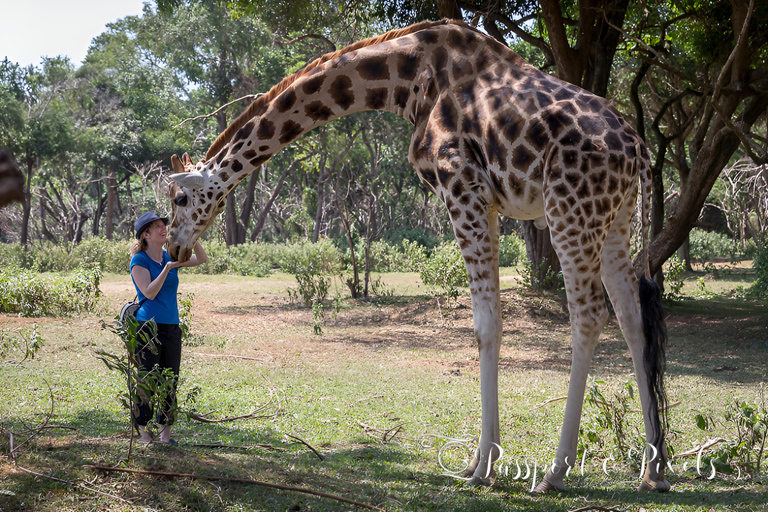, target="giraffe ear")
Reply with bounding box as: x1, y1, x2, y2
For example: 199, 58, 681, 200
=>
171, 154, 185, 174
170, 172, 205, 190
182, 153, 194, 167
